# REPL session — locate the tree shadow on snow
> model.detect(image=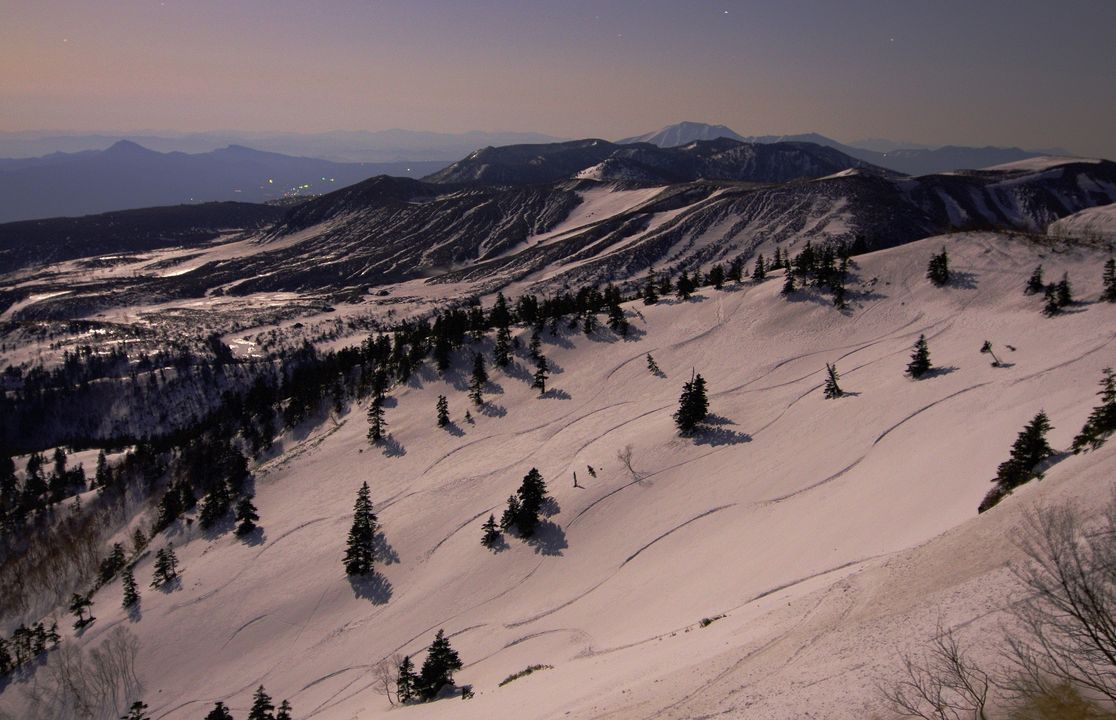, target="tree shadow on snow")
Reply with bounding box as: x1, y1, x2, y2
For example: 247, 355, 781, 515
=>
526, 521, 568, 556
479, 403, 507, 418
540, 388, 571, 400
379, 435, 407, 458
374, 531, 400, 565
239, 527, 267, 547
691, 426, 752, 447
126, 603, 142, 623
946, 271, 978, 290
200, 514, 237, 541
544, 330, 575, 349
503, 361, 533, 384
484, 380, 505, 395
539, 496, 561, 518
442, 422, 466, 438
380, 395, 399, 408
348, 572, 393, 605
155, 576, 183, 594
621, 325, 647, 342
918, 365, 959, 380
